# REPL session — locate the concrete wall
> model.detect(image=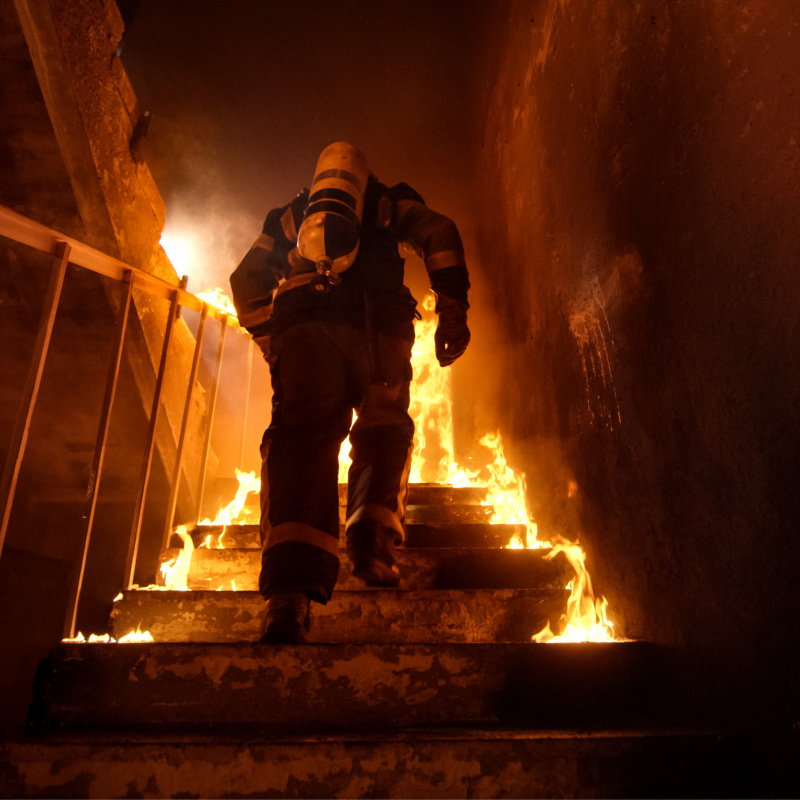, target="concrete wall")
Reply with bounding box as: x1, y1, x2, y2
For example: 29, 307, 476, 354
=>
0, 0, 226, 725
473, 0, 800, 718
